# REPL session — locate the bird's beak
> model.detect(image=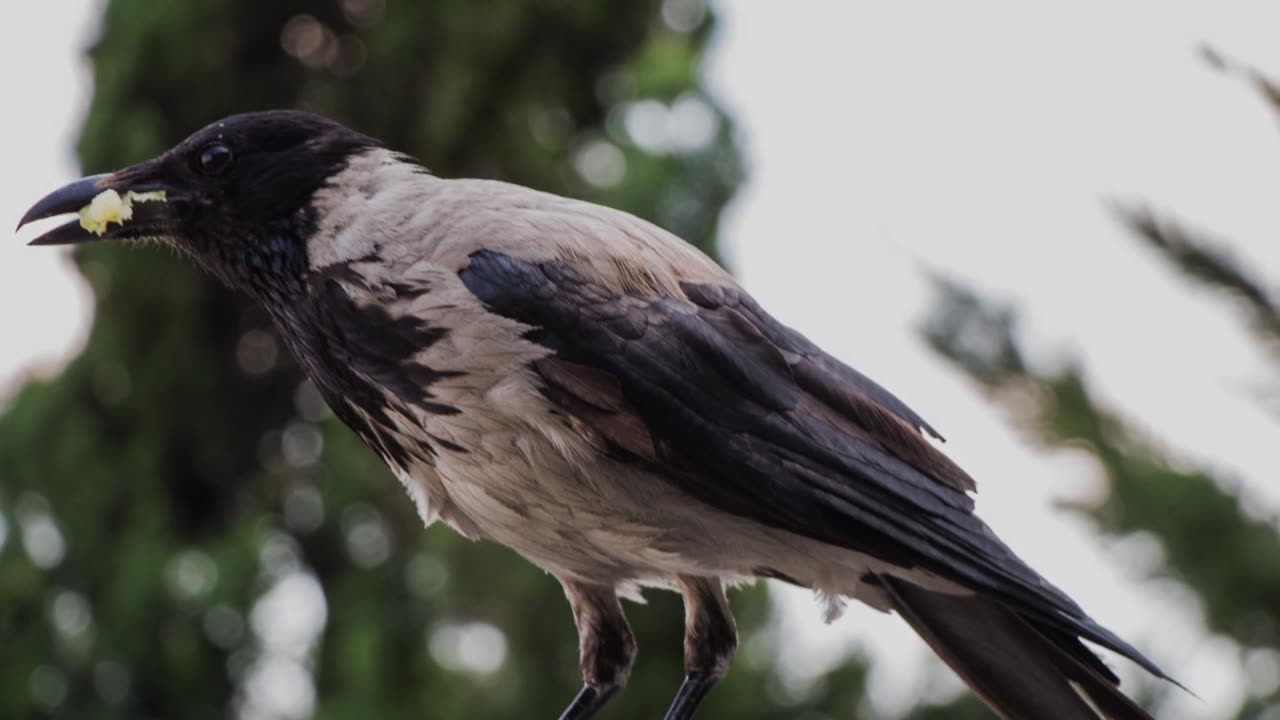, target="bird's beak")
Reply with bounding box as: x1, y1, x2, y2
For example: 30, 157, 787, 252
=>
17, 169, 181, 246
